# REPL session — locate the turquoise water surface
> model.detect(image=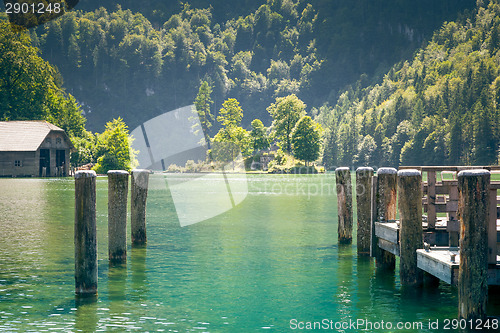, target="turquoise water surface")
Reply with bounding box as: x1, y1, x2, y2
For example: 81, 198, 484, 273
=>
0, 174, 496, 332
